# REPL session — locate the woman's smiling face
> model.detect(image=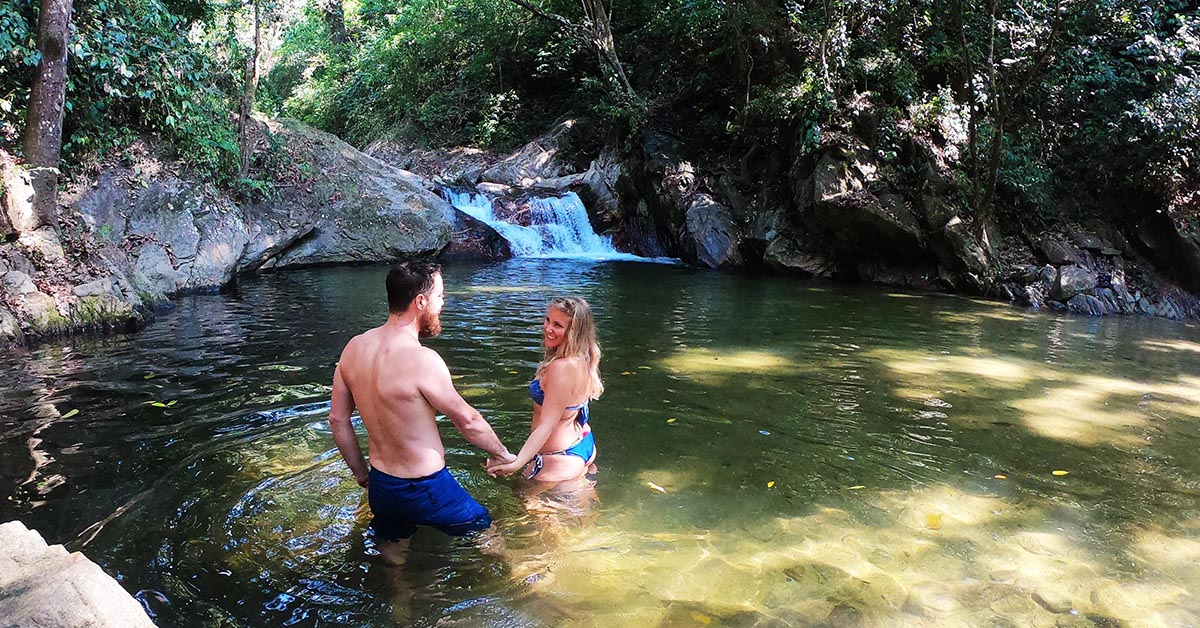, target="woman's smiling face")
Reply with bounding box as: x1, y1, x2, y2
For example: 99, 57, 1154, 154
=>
543, 306, 570, 350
